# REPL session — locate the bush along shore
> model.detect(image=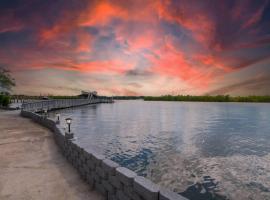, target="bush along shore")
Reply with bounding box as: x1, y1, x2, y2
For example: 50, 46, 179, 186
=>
144, 95, 270, 103
0, 94, 11, 107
